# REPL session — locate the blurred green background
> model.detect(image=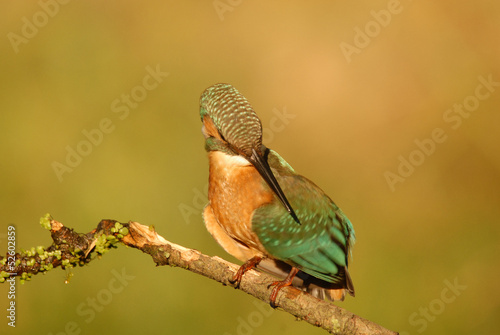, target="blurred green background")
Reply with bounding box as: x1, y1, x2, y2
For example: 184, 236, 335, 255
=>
1, 1, 499, 334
